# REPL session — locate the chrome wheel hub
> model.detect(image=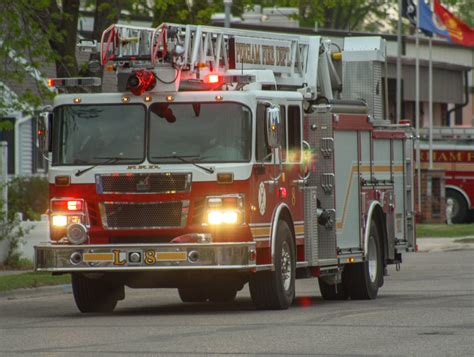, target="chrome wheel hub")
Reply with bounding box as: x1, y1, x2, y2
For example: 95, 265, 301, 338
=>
368, 236, 378, 283
281, 241, 292, 291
